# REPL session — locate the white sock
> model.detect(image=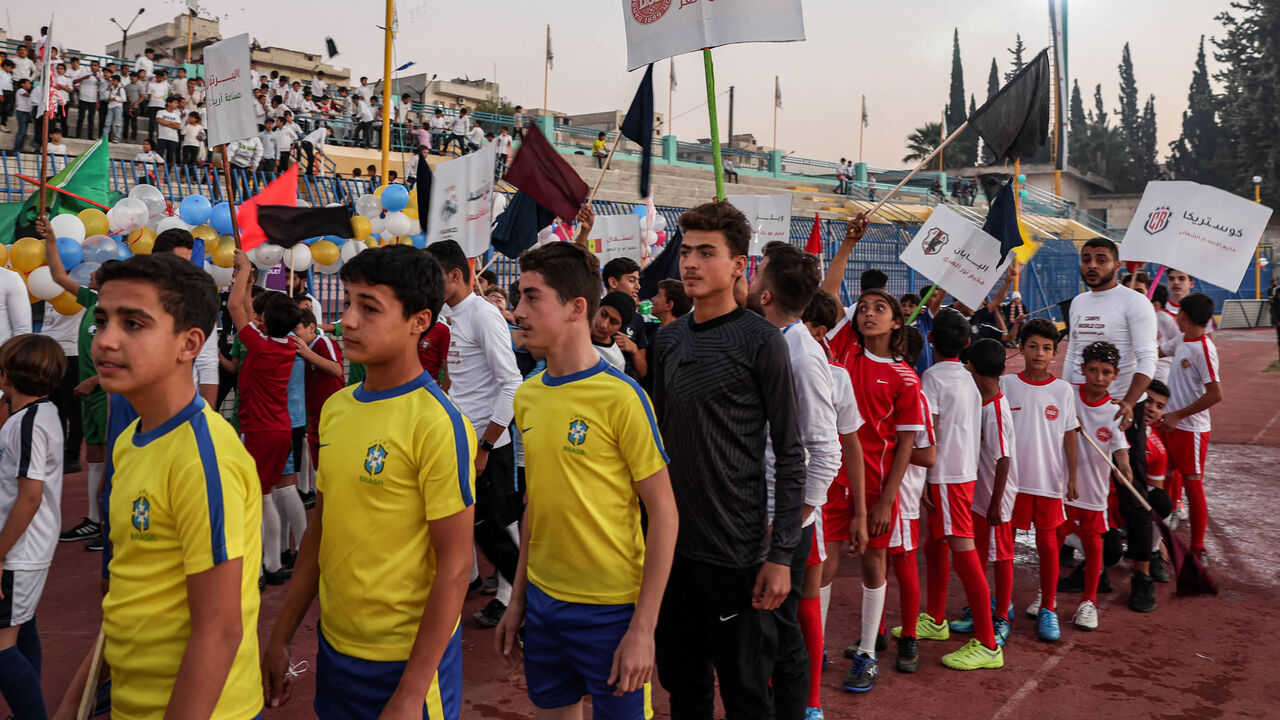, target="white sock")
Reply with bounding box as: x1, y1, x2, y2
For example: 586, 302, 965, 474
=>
86, 462, 105, 523
496, 575, 512, 606
820, 584, 832, 632
1065, 533, 1082, 552
274, 486, 308, 549
470, 546, 480, 583
1152, 532, 1162, 553
859, 583, 887, 659
262, 494, 282, 572
297, 439, 313, 494
505, 521, 520, 546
